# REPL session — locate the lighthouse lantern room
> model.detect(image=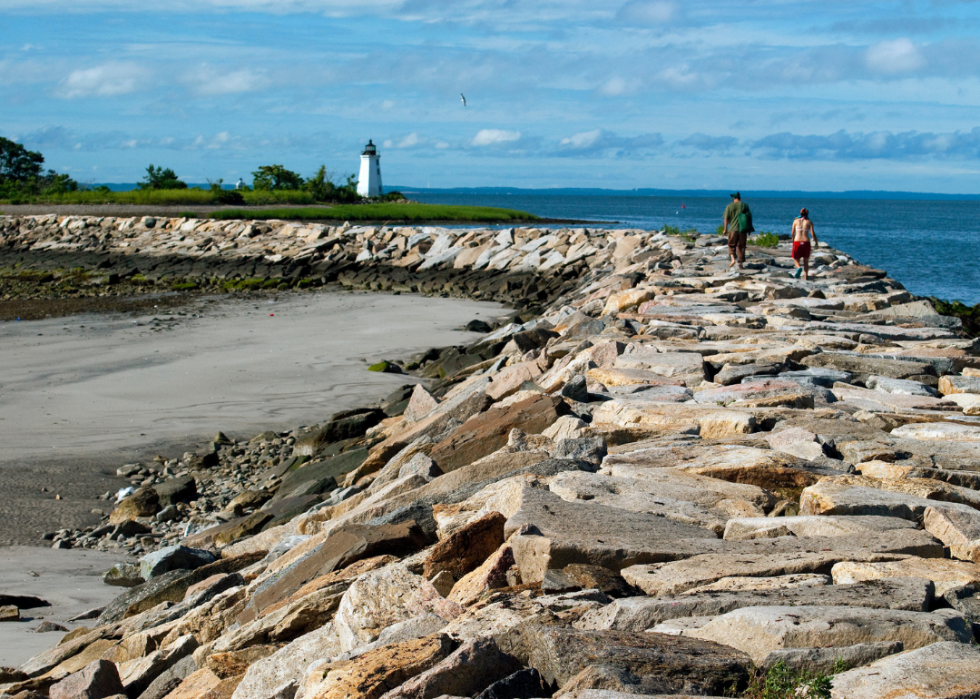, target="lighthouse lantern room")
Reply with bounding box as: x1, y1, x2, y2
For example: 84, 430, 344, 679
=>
356, 140, 382, 198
